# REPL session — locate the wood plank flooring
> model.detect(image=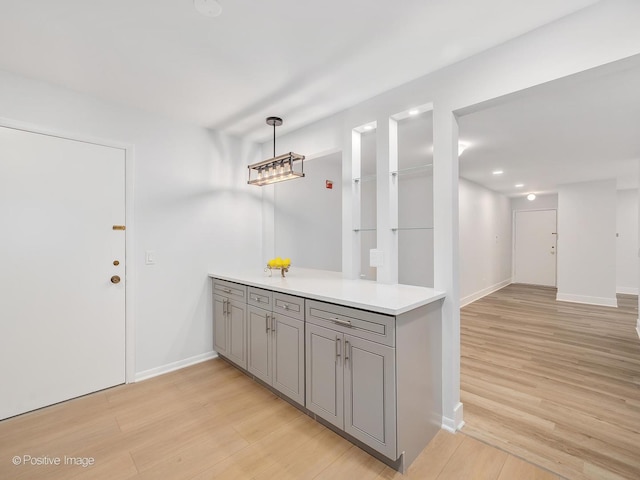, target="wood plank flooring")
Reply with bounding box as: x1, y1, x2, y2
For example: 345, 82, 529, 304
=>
0, 357, 557, 479
461, 284, 640, 480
